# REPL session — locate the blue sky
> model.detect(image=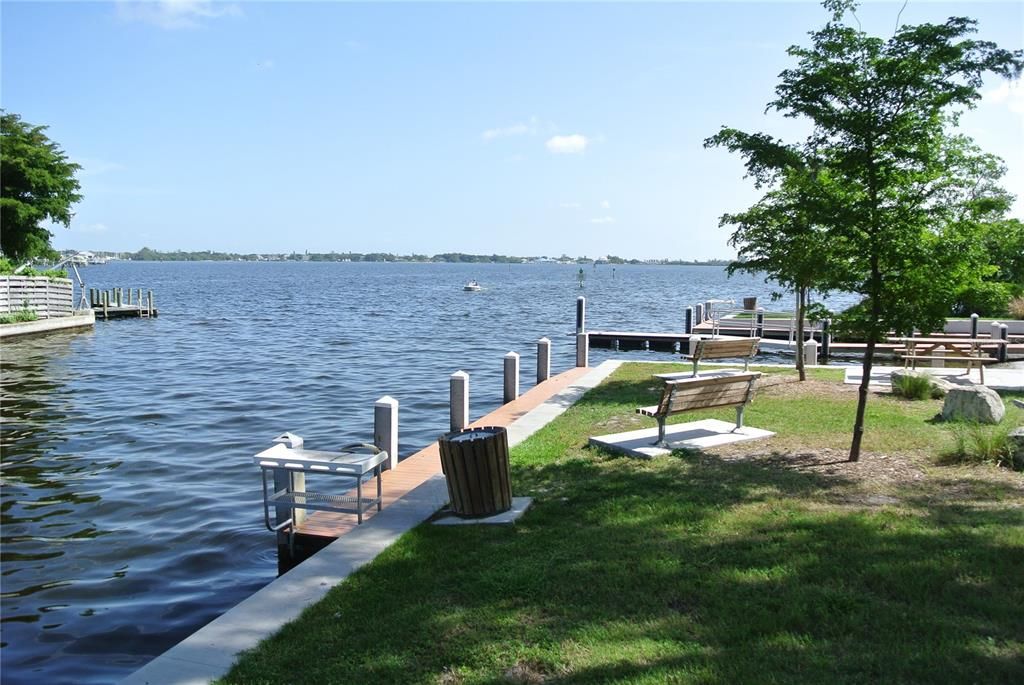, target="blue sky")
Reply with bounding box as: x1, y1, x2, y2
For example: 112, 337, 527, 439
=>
2, 1, 1021, 259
